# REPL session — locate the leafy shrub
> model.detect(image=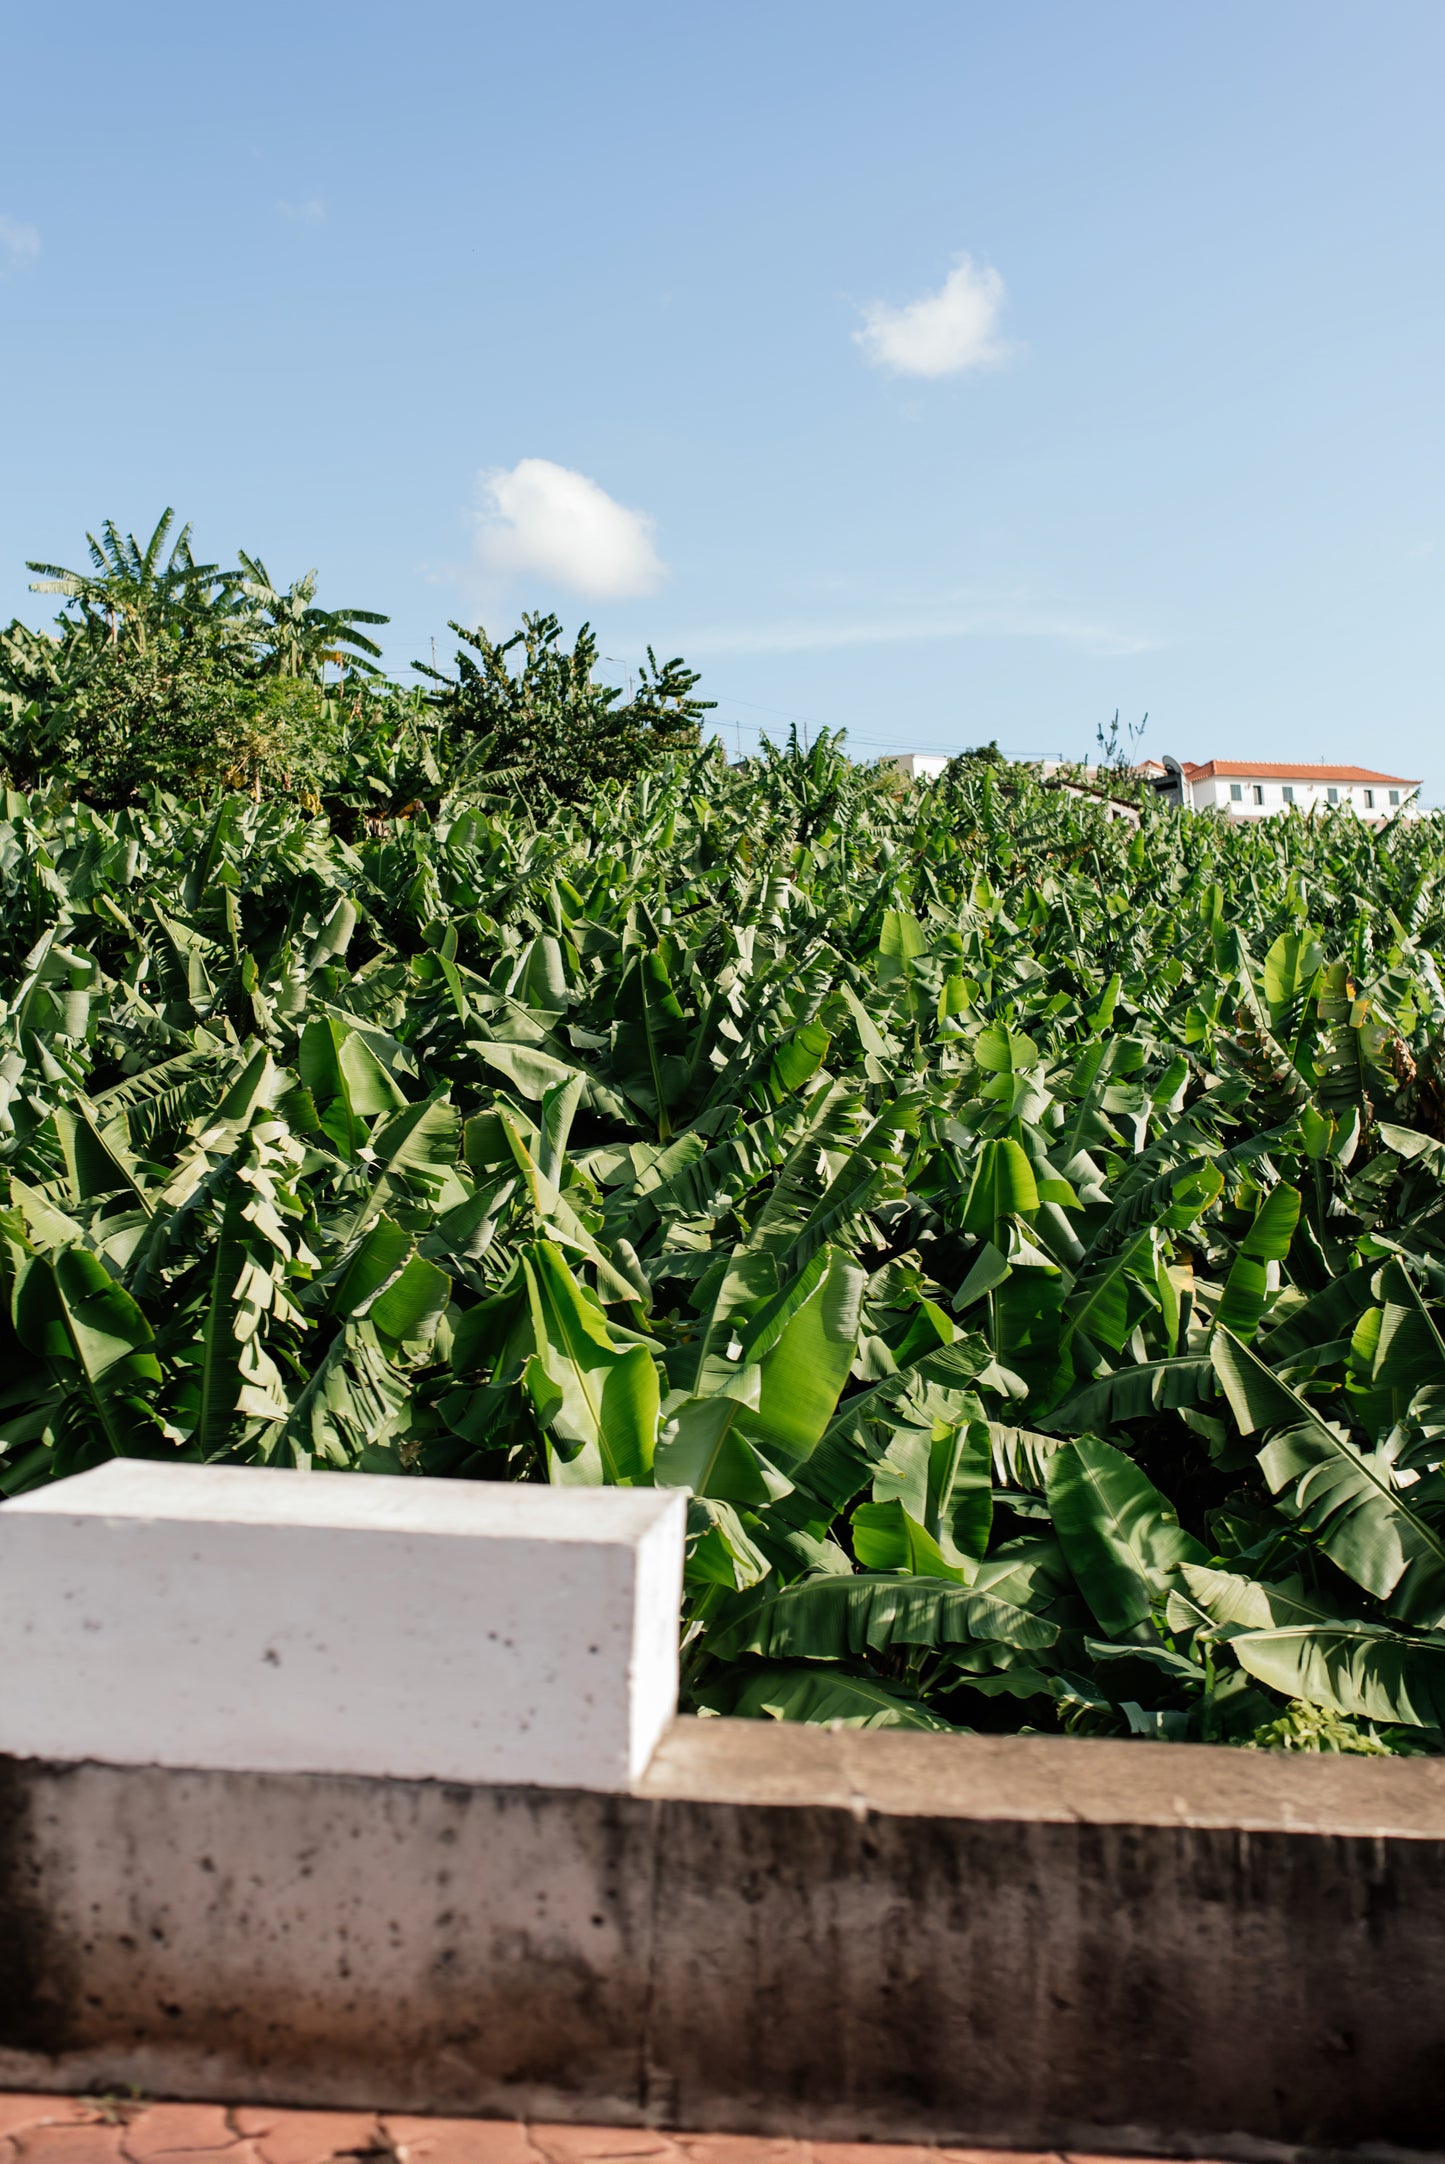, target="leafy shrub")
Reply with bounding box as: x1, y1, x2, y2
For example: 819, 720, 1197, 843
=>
2, 515, 712, 814
0, 637, 343, 805
417, 611, 714, 804
0, 510, 384, 805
